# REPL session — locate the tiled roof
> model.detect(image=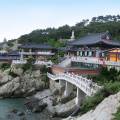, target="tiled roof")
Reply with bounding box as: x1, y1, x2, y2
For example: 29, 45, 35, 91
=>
68, 32, 120, 47
19, 43, 54, 49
